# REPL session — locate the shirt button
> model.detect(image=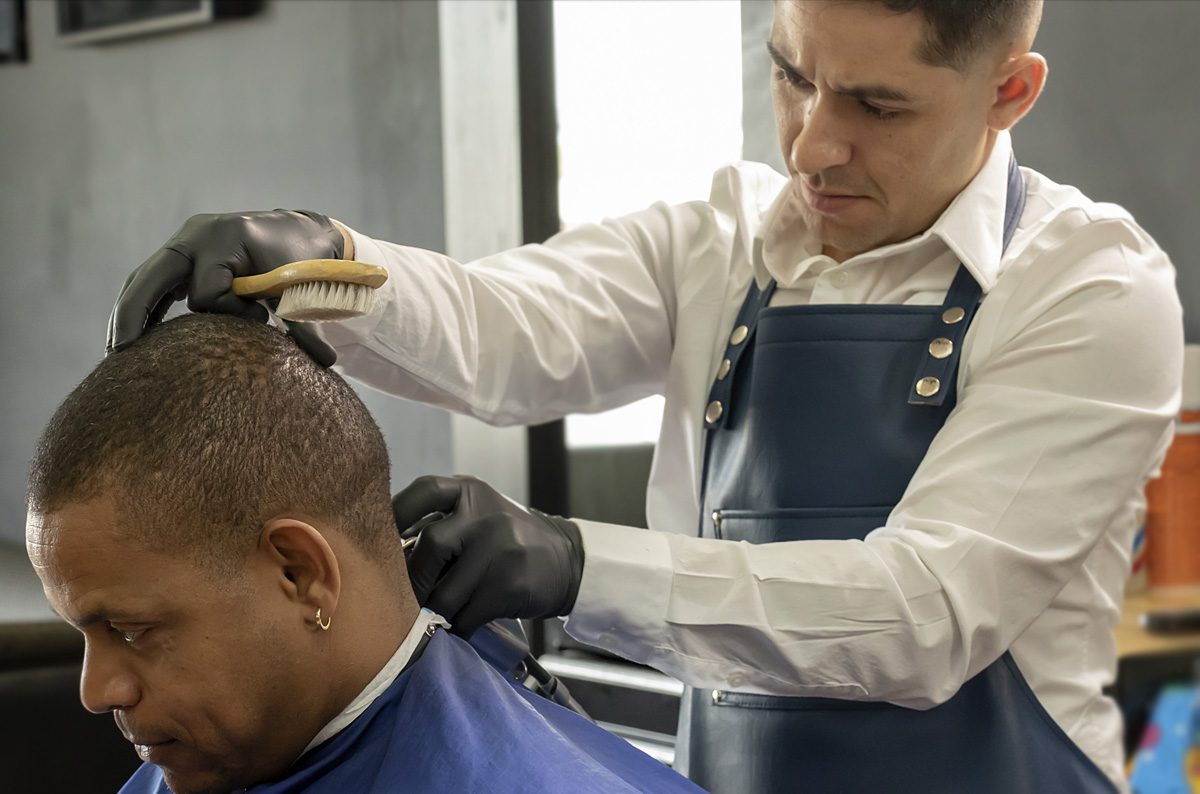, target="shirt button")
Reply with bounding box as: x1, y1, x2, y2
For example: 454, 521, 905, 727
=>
830, 271, 850, 289
727, 672, 746, 689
